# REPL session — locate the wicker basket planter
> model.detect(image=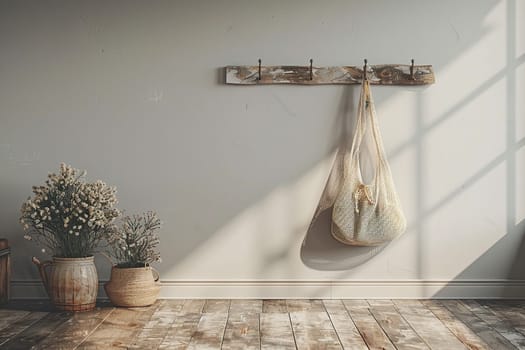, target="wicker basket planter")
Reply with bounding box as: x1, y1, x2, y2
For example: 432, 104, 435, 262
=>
104, 266, 160, 307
